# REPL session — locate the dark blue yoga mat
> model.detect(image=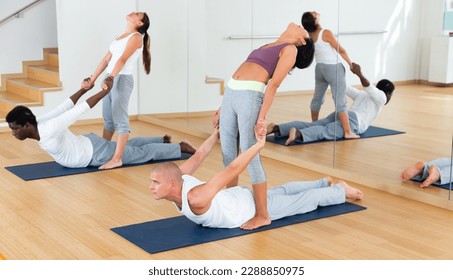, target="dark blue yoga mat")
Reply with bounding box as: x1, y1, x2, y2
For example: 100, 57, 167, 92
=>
267, 125, 405, 146
5, 153, 192, 181
410, 178, 453, 190
111, 202, 366, 254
